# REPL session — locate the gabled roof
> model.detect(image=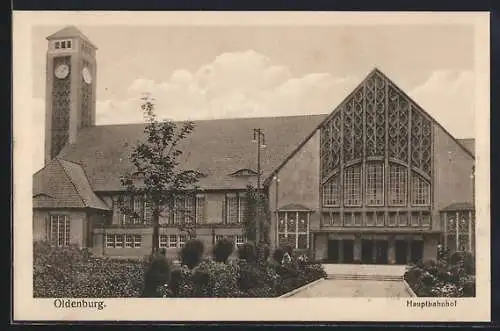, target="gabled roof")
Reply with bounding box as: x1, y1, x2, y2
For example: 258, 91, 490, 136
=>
55, 115, 326, 191
46, 26, 97, 49
265, 68, 475, 184
33, 158, 110, 210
